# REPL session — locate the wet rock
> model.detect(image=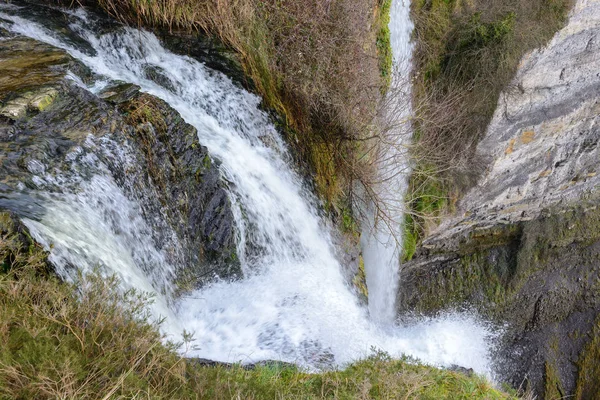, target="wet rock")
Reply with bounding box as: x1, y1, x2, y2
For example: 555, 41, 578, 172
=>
118, 92, 239, 285
0, 34, 239, 290
0, 210, 52, 275
188, 358, 297, 371
157, 31, 246, 88
448, 365, 474, 377
98, 83, 140, 104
